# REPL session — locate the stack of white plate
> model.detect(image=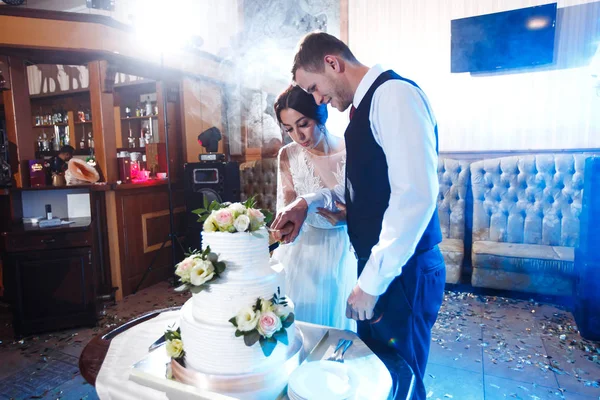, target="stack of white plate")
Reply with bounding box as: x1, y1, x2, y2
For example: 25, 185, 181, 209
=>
287, 360, 359, 400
